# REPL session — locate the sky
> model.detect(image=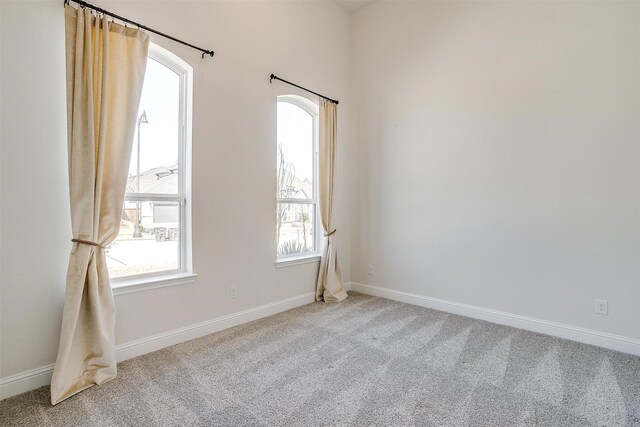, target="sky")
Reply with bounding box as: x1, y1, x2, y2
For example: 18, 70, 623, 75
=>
129, 57, 180, 179
277, 101, 315, 184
